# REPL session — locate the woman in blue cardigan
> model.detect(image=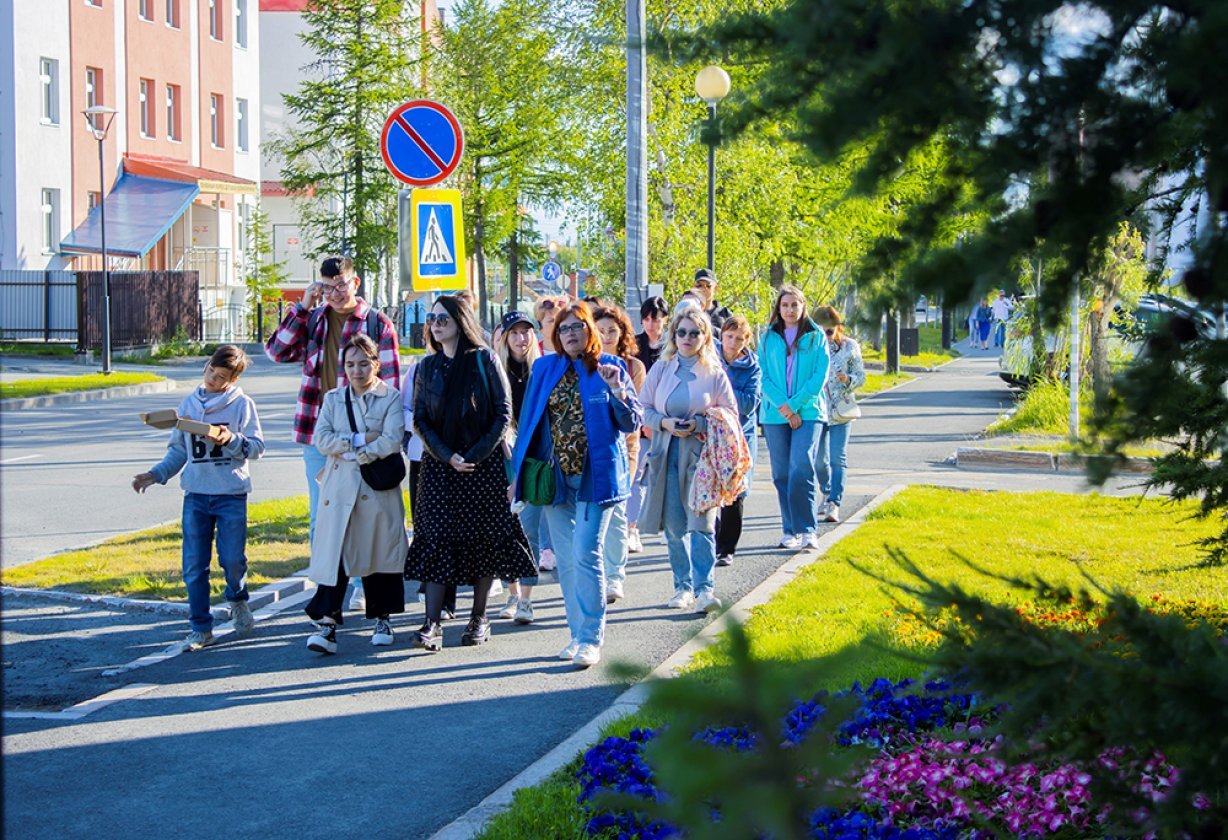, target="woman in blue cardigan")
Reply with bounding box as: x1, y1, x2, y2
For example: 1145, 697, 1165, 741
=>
758, 284, 830, 550
508, 301, 642, 668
